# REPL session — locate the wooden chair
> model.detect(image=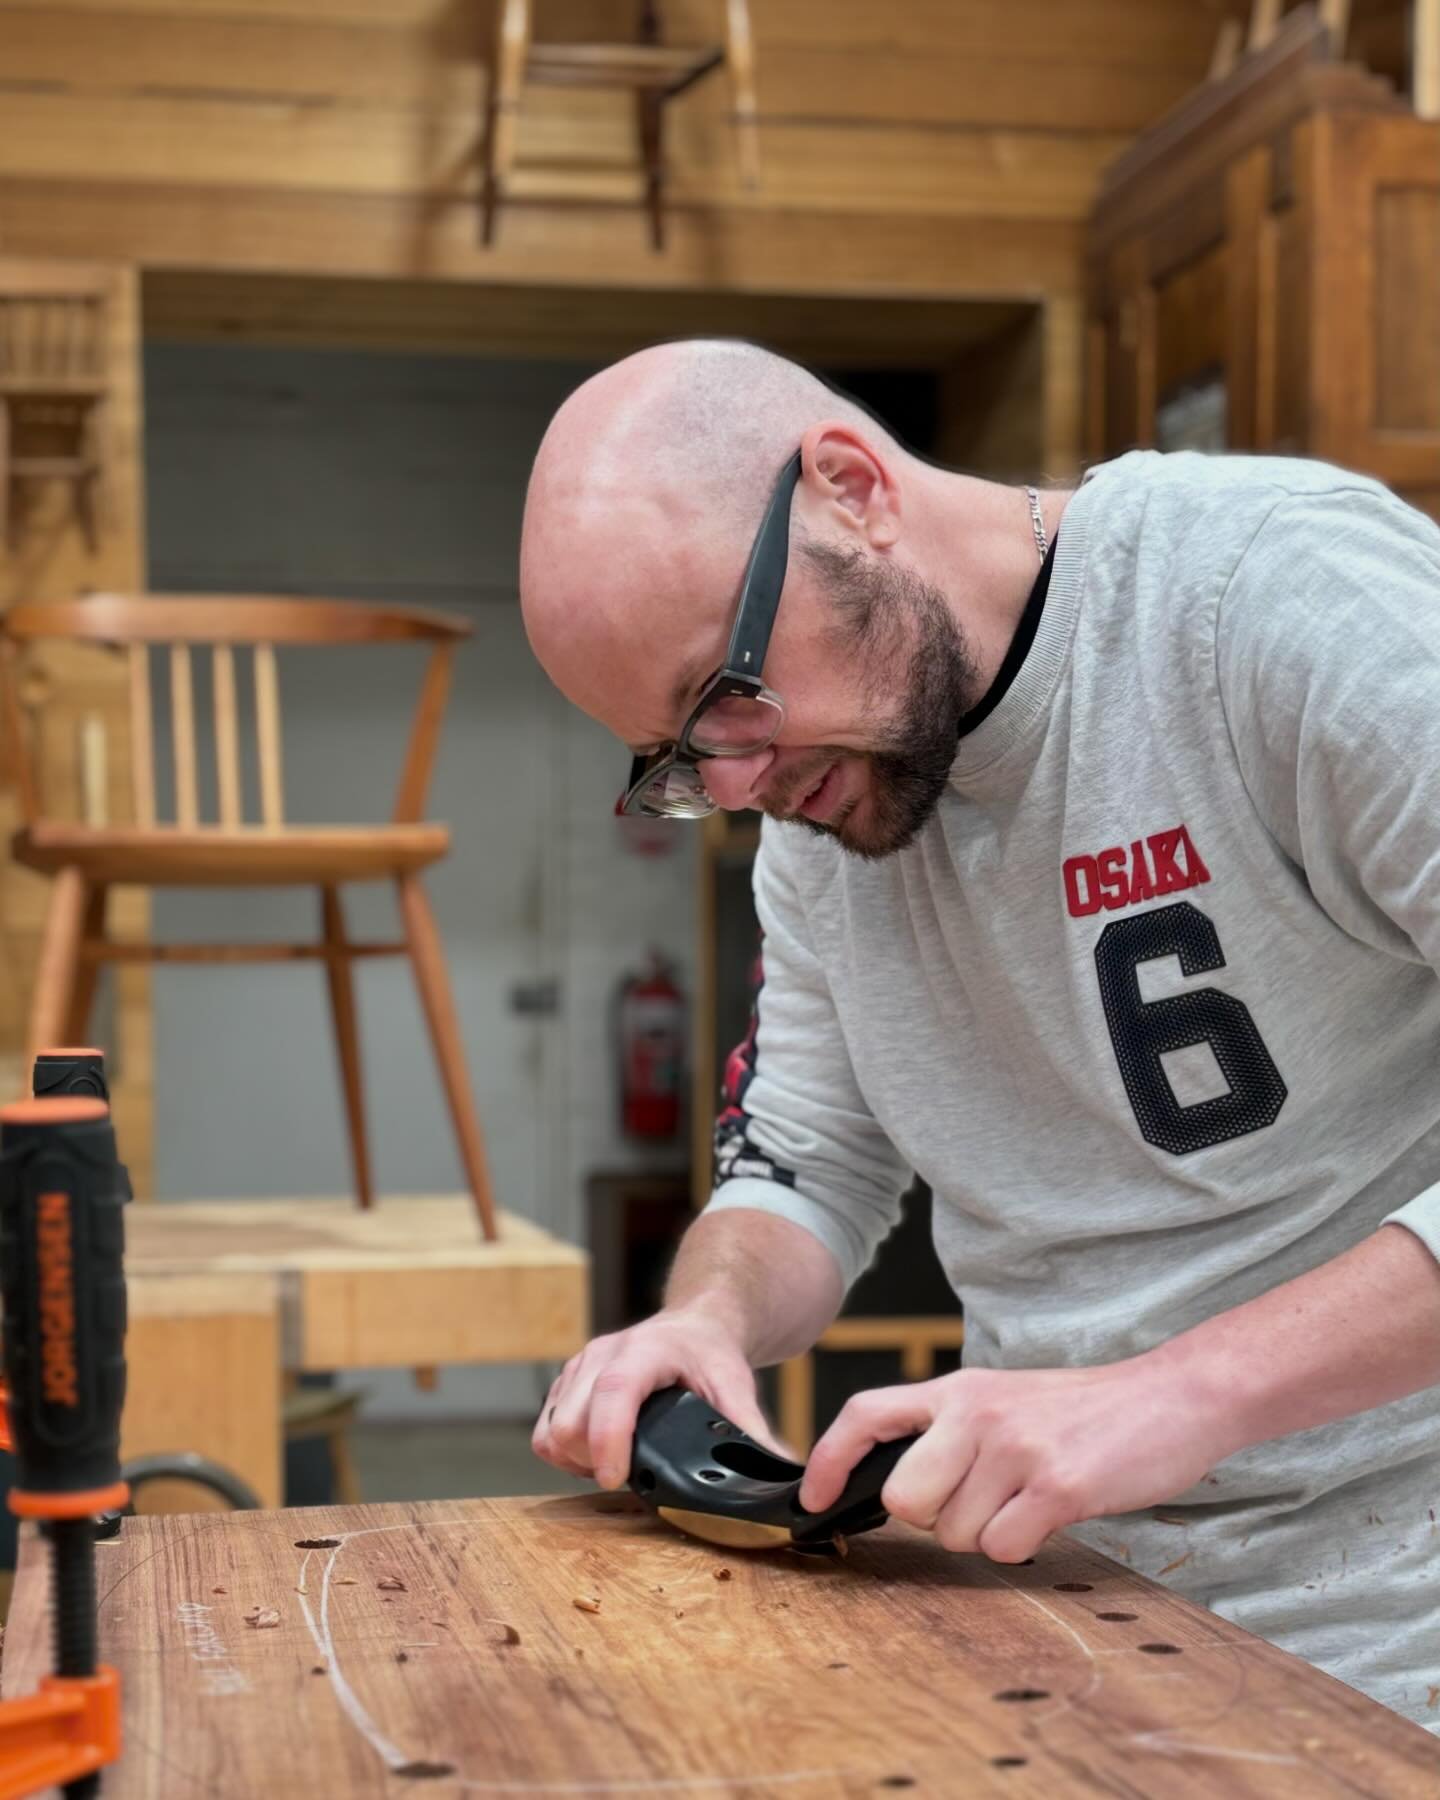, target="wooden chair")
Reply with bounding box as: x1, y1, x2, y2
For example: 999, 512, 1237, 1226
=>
482, 0, 758, 251
0, 594, 499, 1238
776, 1316, 966, 1456
0, 264, 110, 550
